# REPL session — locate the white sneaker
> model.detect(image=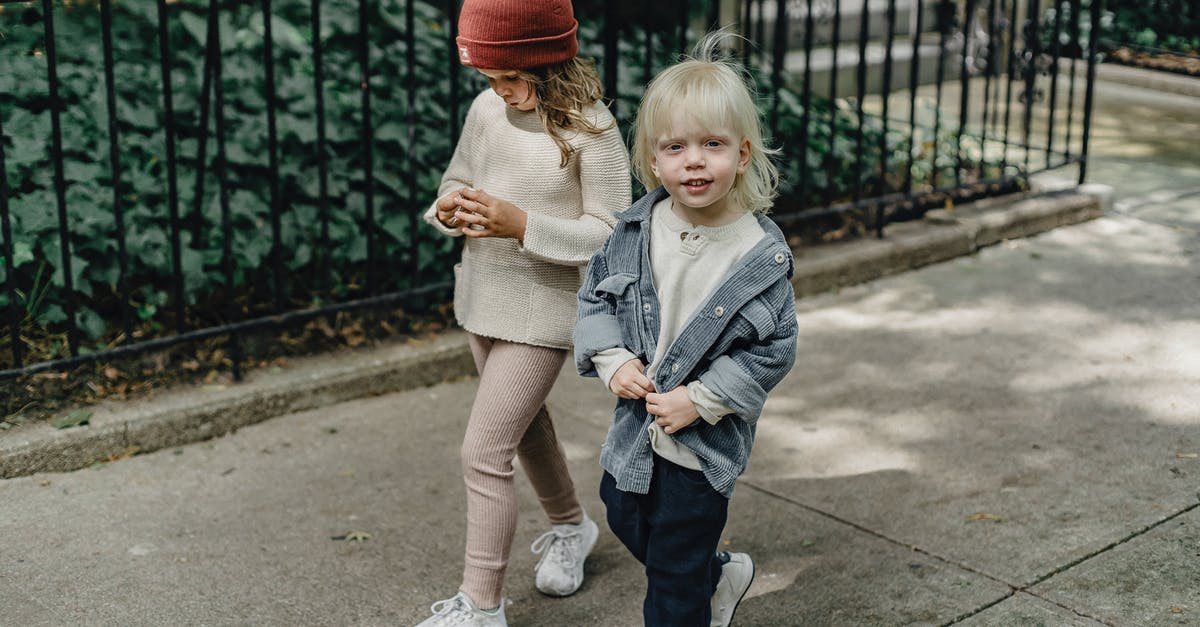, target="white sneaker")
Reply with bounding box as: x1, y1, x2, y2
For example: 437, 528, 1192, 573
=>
414, 591, 507, 627
710, 552, 755, 627
529, 513, 599, 596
